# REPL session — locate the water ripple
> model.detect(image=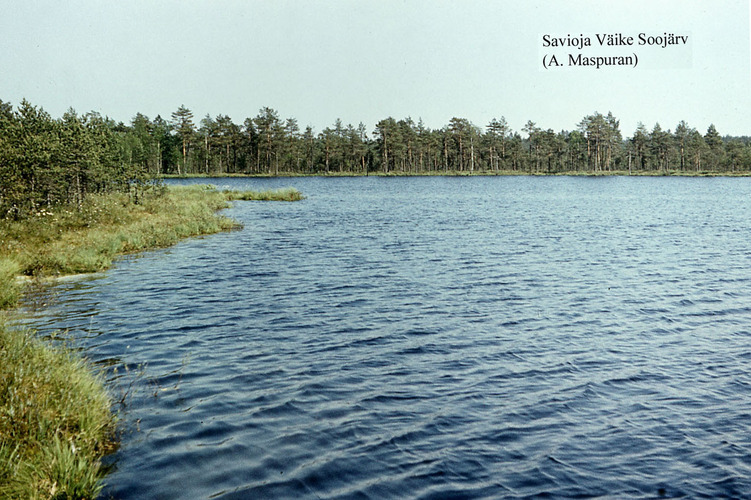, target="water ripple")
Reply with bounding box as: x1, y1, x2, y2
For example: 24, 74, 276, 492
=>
16, 176, 751, 499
